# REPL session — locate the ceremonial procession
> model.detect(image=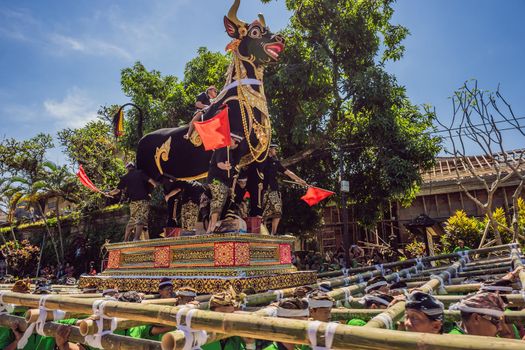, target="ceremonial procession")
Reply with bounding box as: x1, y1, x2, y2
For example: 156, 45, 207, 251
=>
1, 0, 525, 349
